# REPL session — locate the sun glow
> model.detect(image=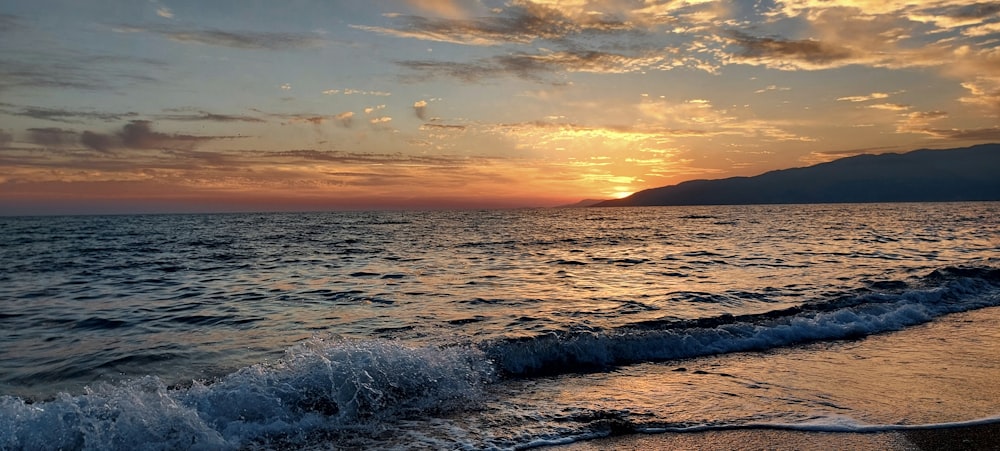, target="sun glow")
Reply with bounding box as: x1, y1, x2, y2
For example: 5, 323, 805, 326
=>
613, 191, 634, 199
